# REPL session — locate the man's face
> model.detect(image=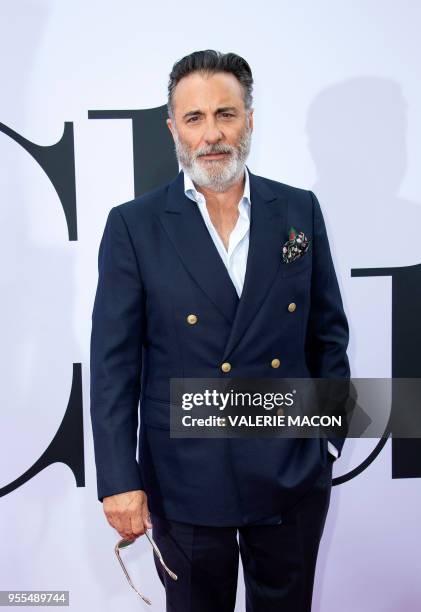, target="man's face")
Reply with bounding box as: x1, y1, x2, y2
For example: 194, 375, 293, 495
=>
167, 71, 253, 192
